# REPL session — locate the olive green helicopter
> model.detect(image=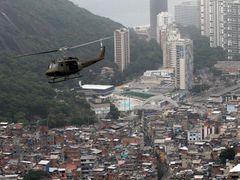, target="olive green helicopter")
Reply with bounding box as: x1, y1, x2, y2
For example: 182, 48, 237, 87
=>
17, 37, 112, 83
